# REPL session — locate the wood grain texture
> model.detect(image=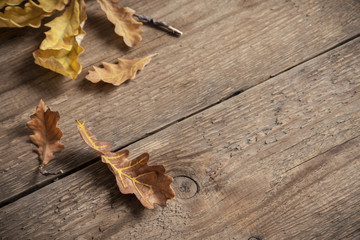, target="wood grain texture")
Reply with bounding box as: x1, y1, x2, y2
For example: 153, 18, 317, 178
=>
1, 0, 360, 205
1, 36, 359, 239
